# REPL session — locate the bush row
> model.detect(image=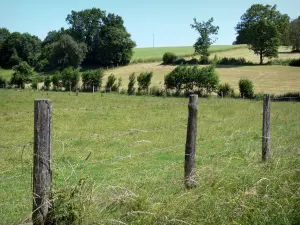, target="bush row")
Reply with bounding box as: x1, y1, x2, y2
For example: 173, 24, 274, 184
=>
162, 52, 253, 66
164, 64, 220, 95
267, 58, 300, 67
